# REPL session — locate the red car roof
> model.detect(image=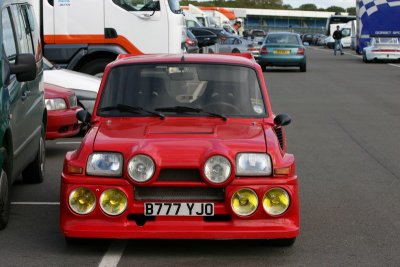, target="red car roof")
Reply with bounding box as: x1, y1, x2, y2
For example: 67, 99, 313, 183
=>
112, 53, 257, 68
